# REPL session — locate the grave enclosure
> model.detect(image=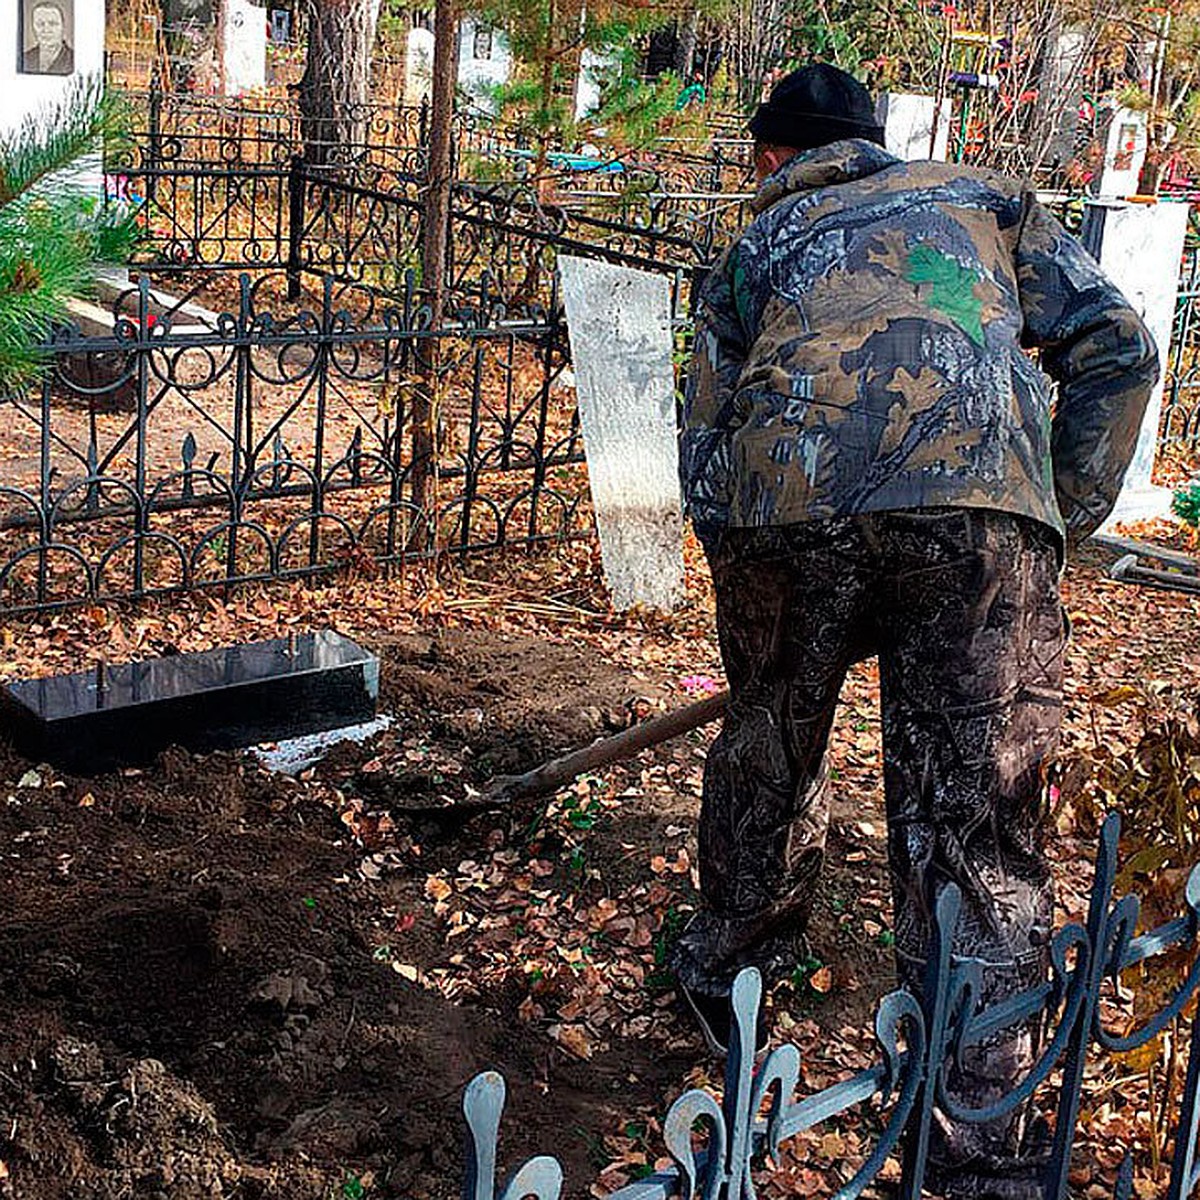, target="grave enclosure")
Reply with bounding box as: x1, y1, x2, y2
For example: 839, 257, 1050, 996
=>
1, 87, 746, 616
